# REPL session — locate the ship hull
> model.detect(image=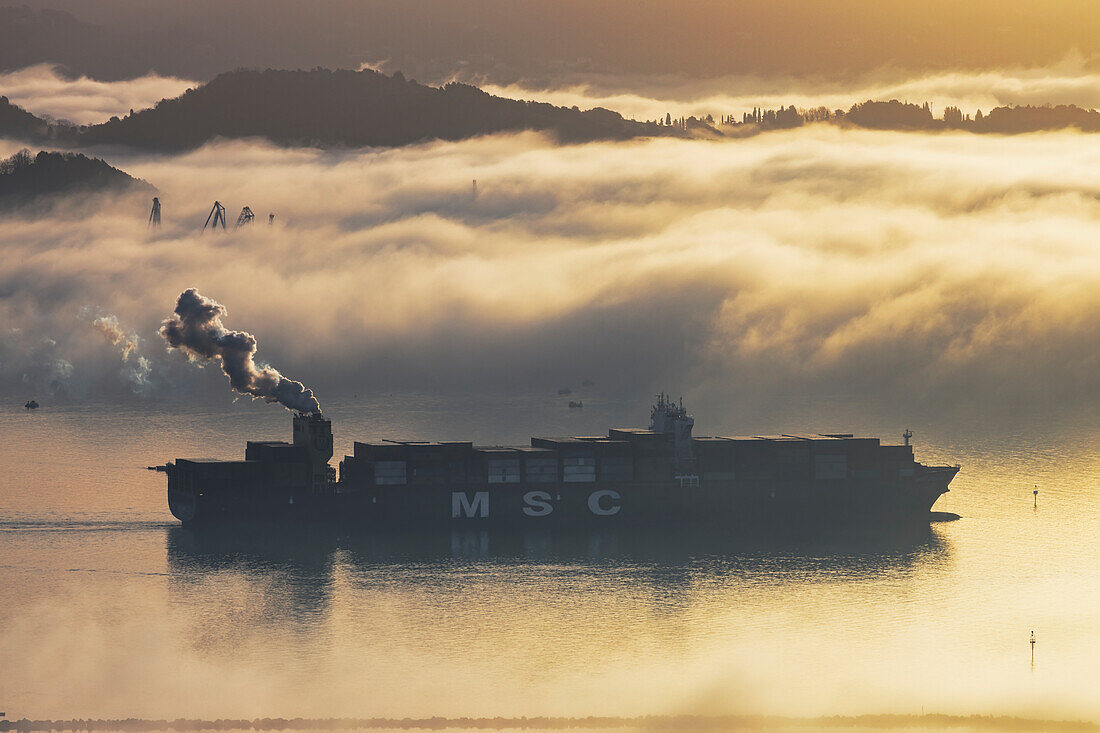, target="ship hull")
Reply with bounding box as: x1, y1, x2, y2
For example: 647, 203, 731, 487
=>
167, 470, 956, 527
